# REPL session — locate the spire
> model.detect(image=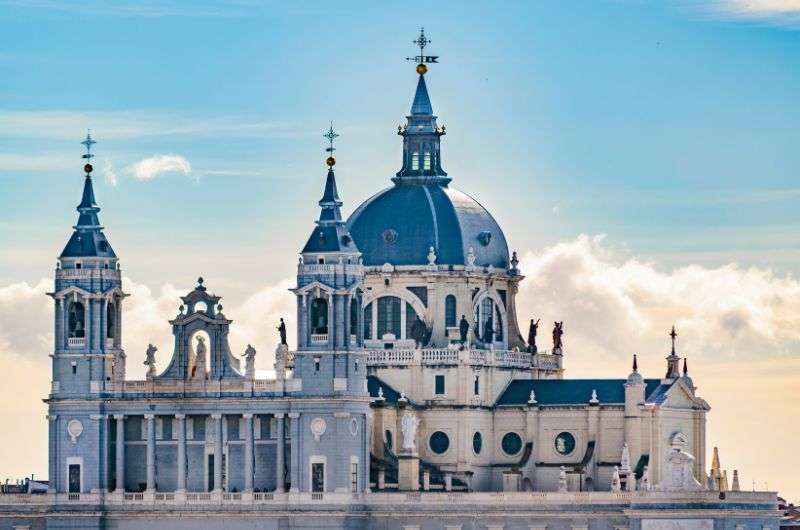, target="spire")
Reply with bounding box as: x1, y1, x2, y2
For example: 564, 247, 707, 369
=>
633, 353, 638, 372
683, 357, 688, 376
394, 28, 448, 185
411, 75, 433, 115
301, 124, 359, 255
665, 325, 681, 380
60, 133, 116, 259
